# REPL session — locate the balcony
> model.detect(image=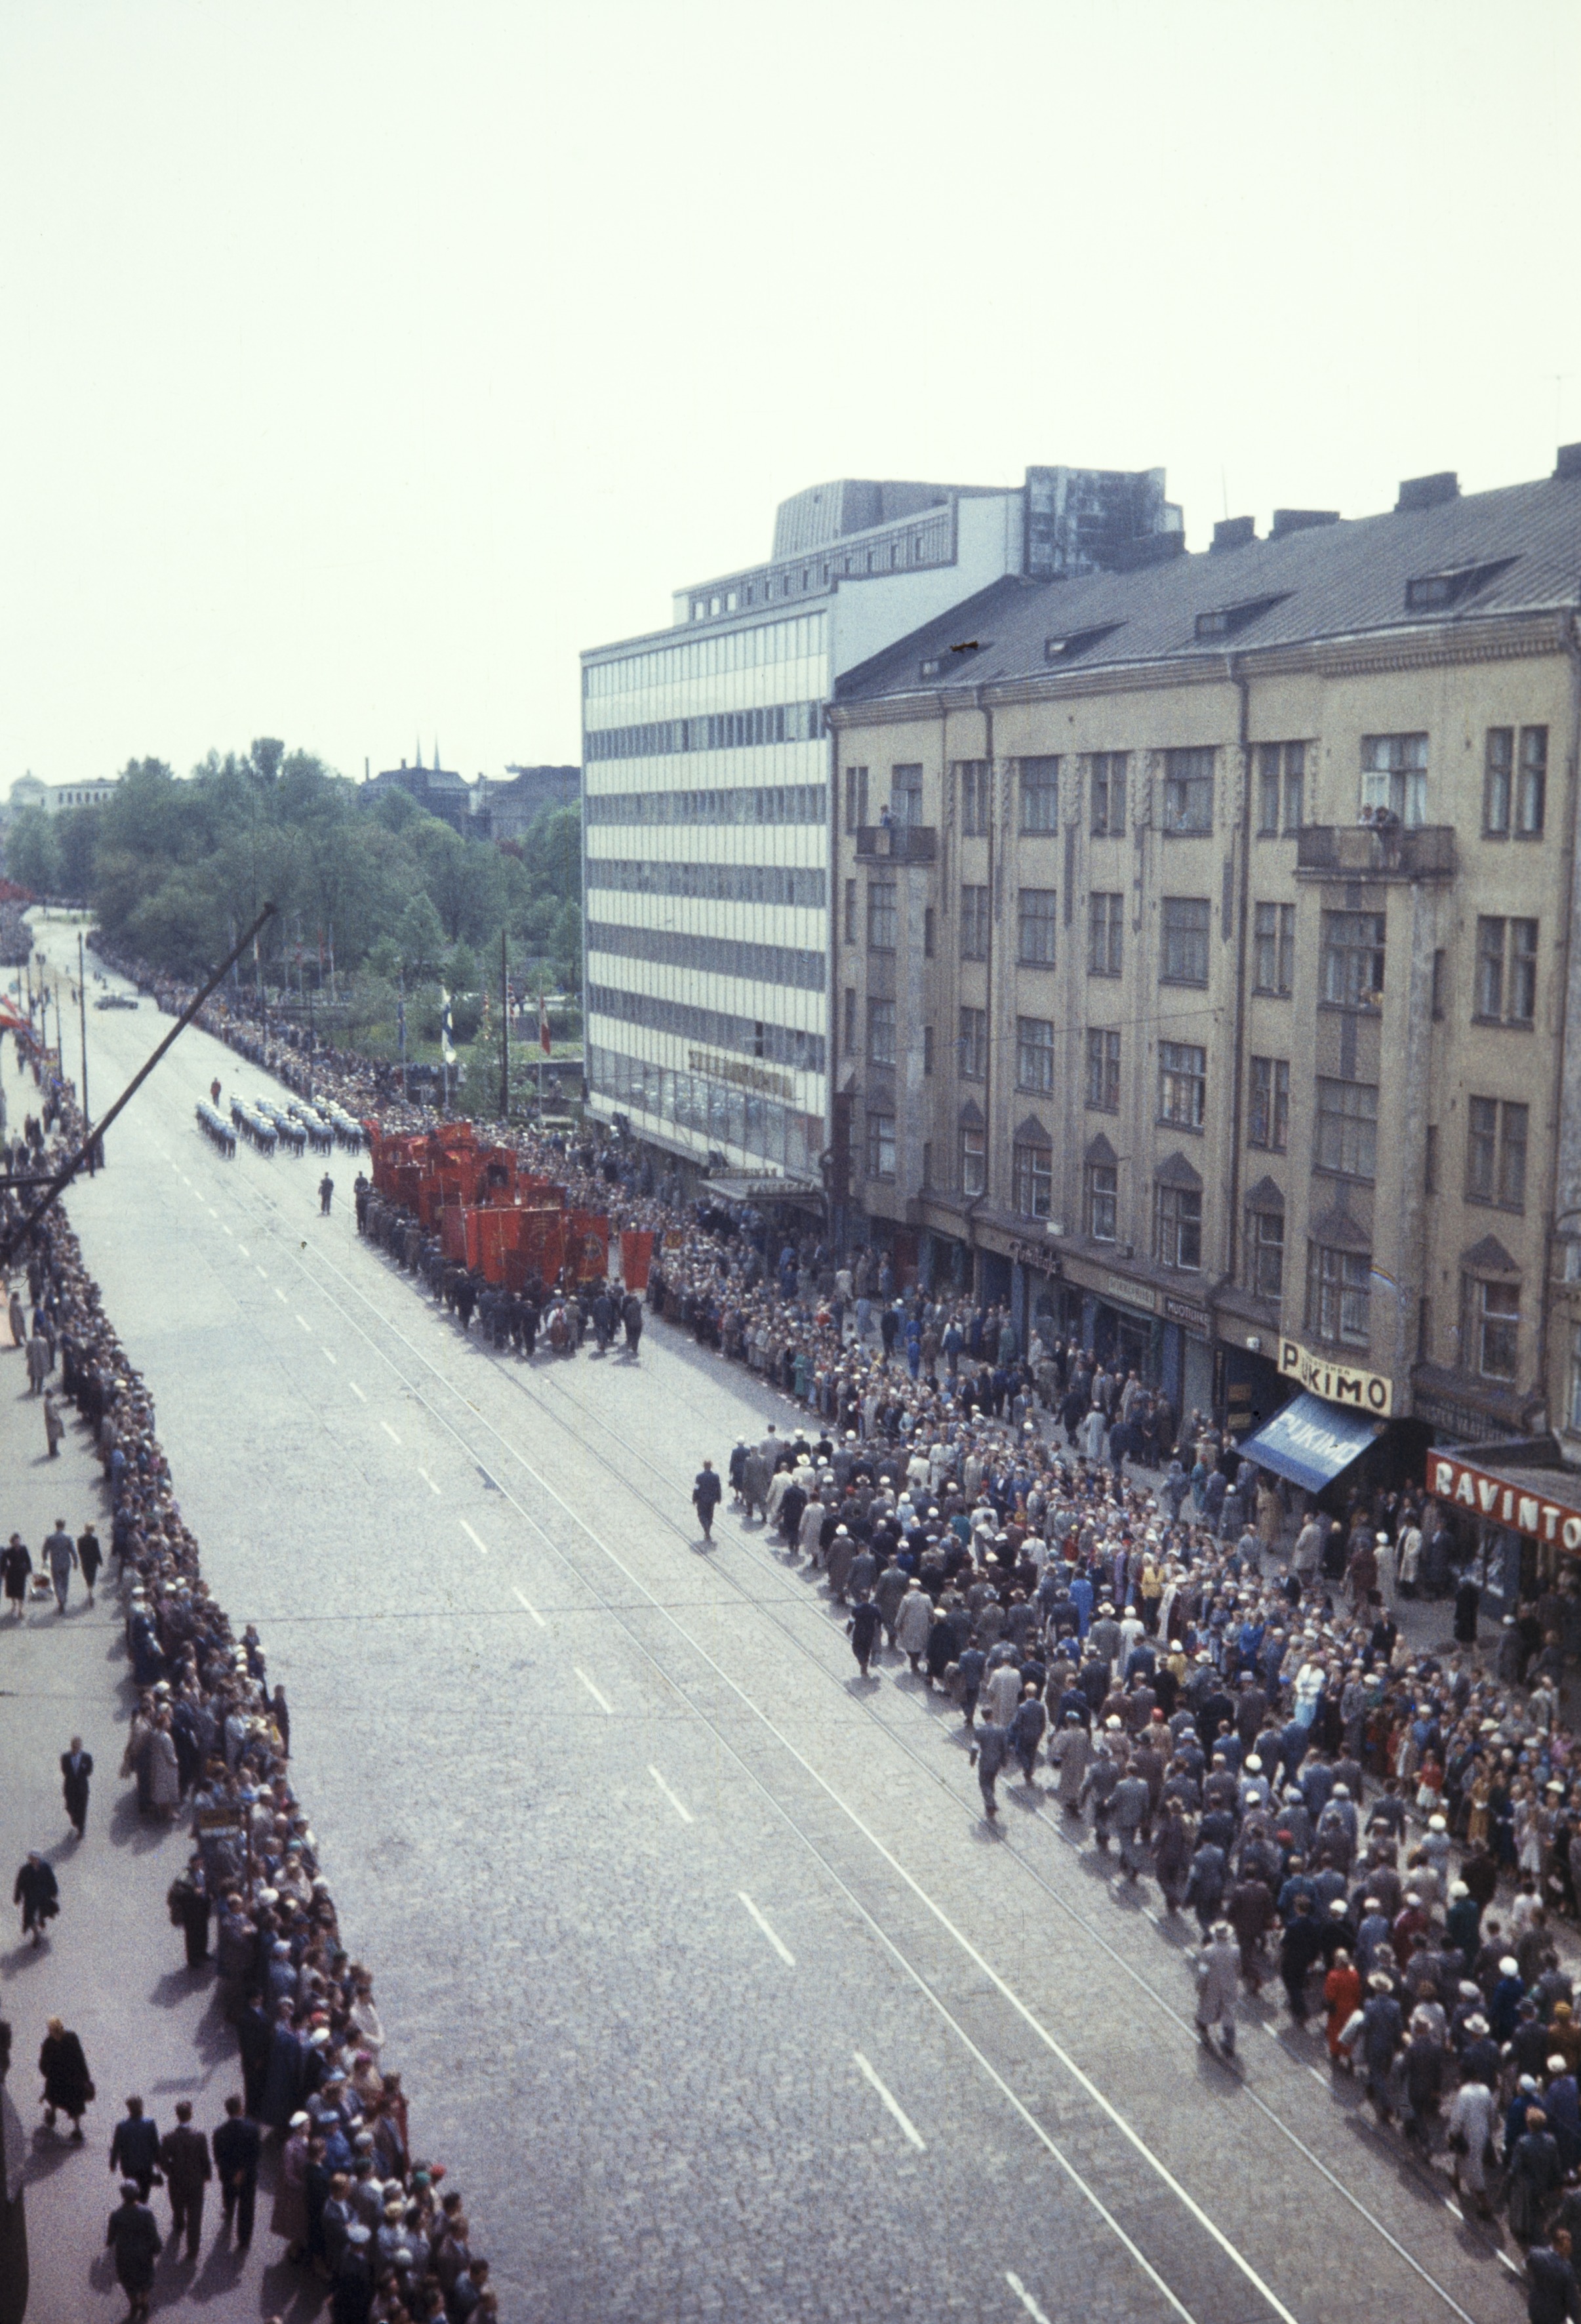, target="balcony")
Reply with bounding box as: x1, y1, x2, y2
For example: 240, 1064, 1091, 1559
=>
856, 822, 937, 865
1296, 823, 1456, 880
